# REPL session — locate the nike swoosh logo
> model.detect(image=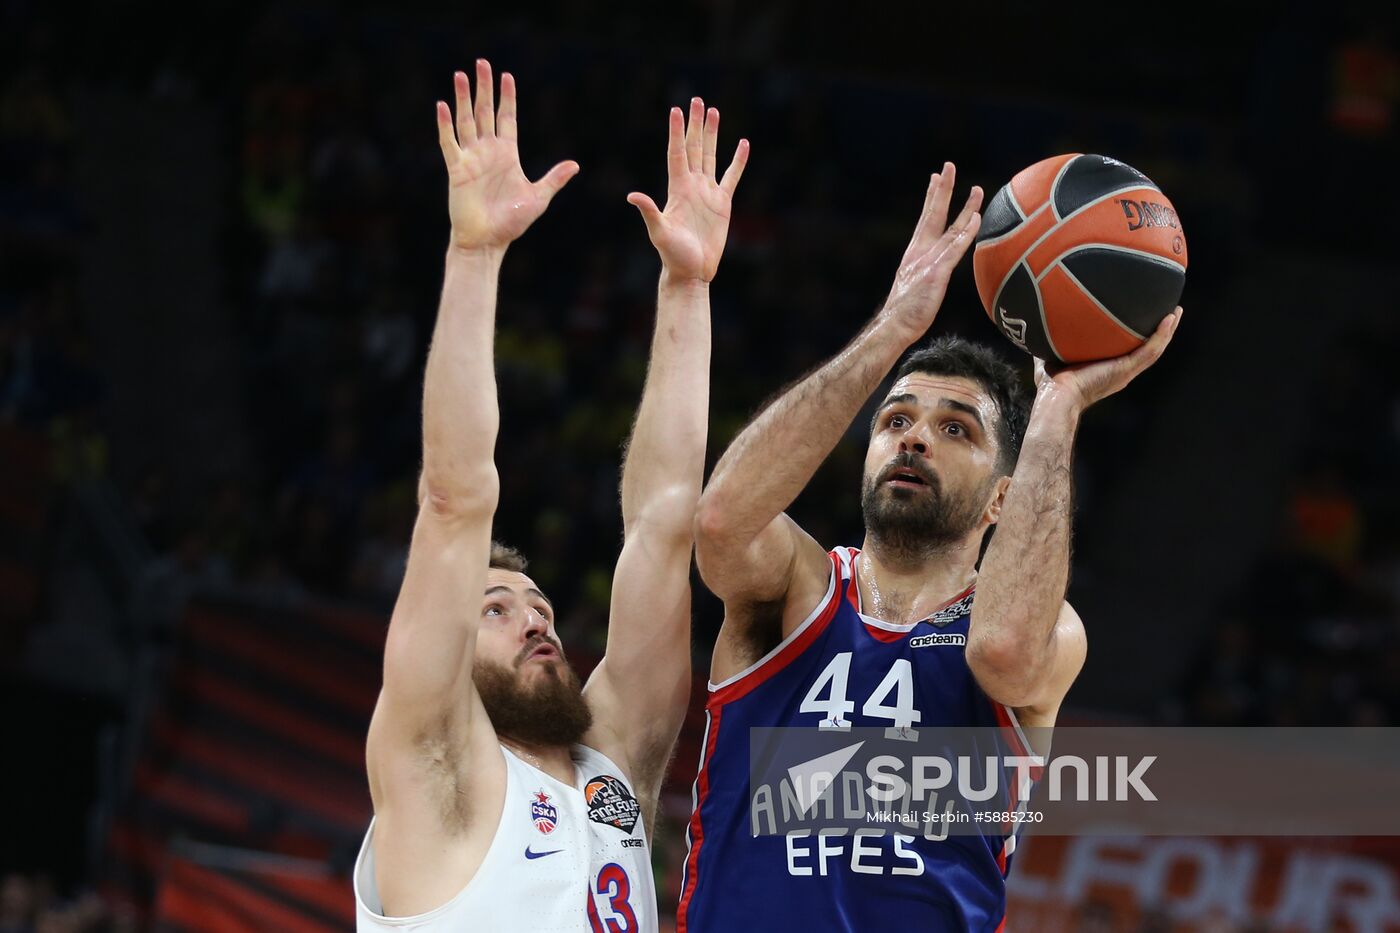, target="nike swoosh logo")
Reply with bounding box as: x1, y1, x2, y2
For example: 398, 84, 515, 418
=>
524, 847, 563, 860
